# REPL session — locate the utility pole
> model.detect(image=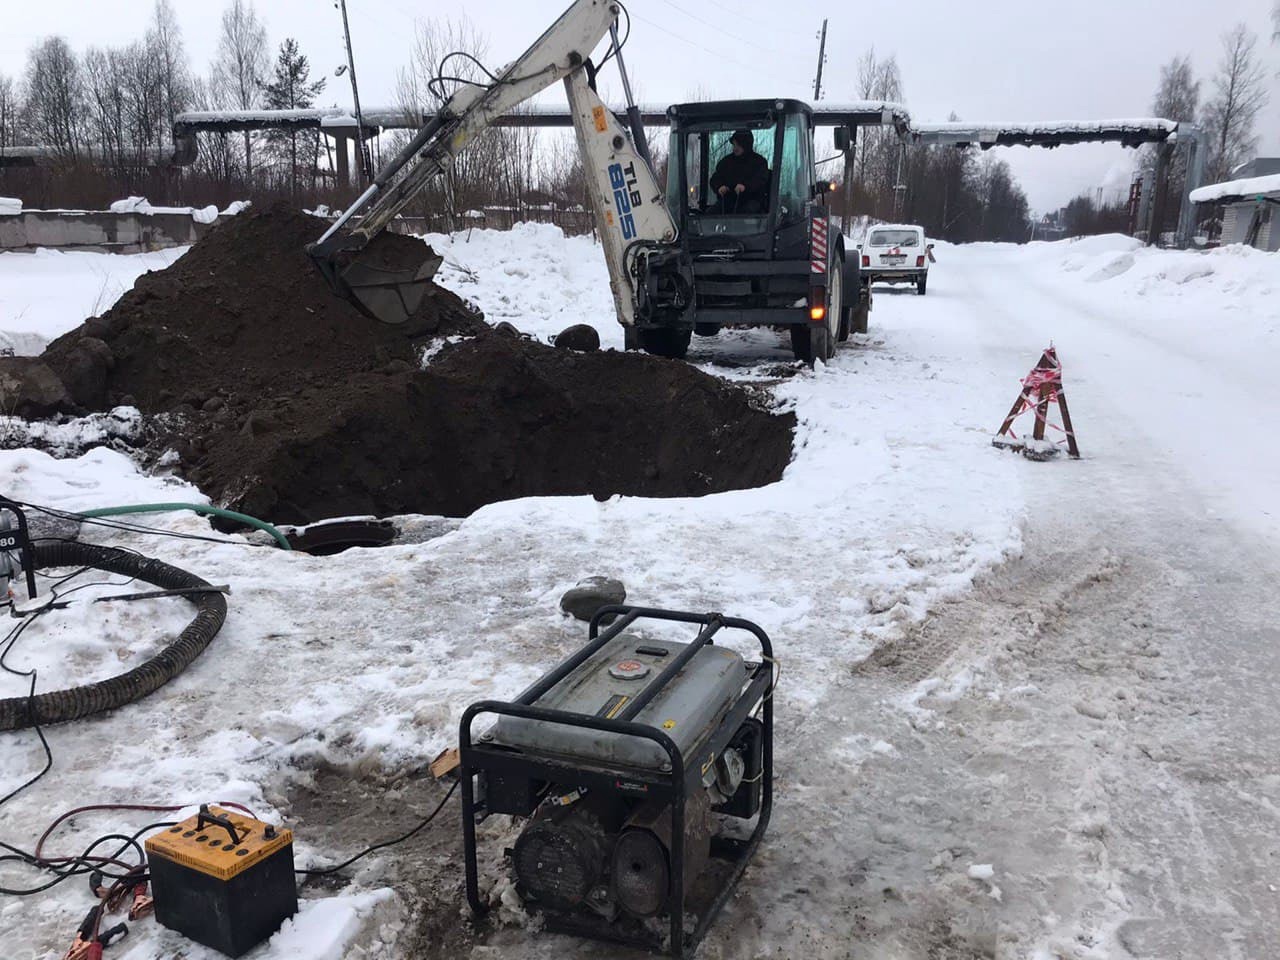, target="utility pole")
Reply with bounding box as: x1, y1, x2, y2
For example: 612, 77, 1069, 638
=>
892, 142, 907, 220
337, 0, 371, 185
812, 19, 828, 101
